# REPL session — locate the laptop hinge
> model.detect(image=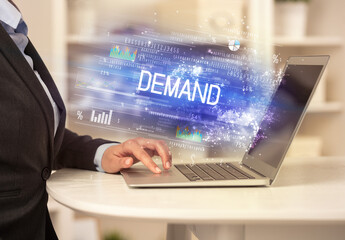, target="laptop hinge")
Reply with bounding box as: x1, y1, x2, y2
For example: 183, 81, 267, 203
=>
241, 163, 266, 178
